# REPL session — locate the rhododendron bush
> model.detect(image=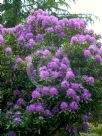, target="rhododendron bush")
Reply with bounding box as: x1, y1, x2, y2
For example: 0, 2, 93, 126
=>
0, 9, 102, 136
